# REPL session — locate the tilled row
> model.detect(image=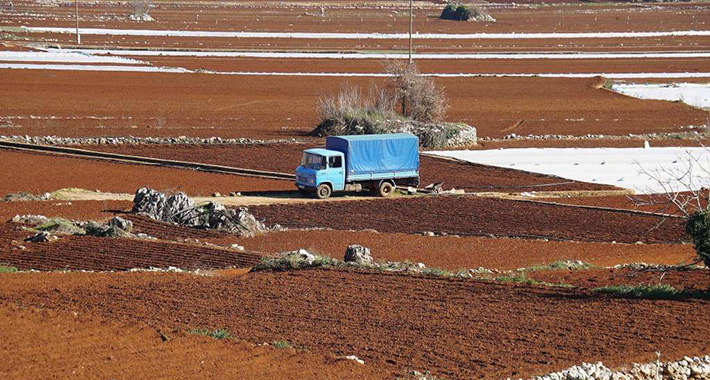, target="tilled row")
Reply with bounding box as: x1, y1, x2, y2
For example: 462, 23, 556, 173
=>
2, 269, 709, 380
0, 222, 261, 271
249, 195, 687, 243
